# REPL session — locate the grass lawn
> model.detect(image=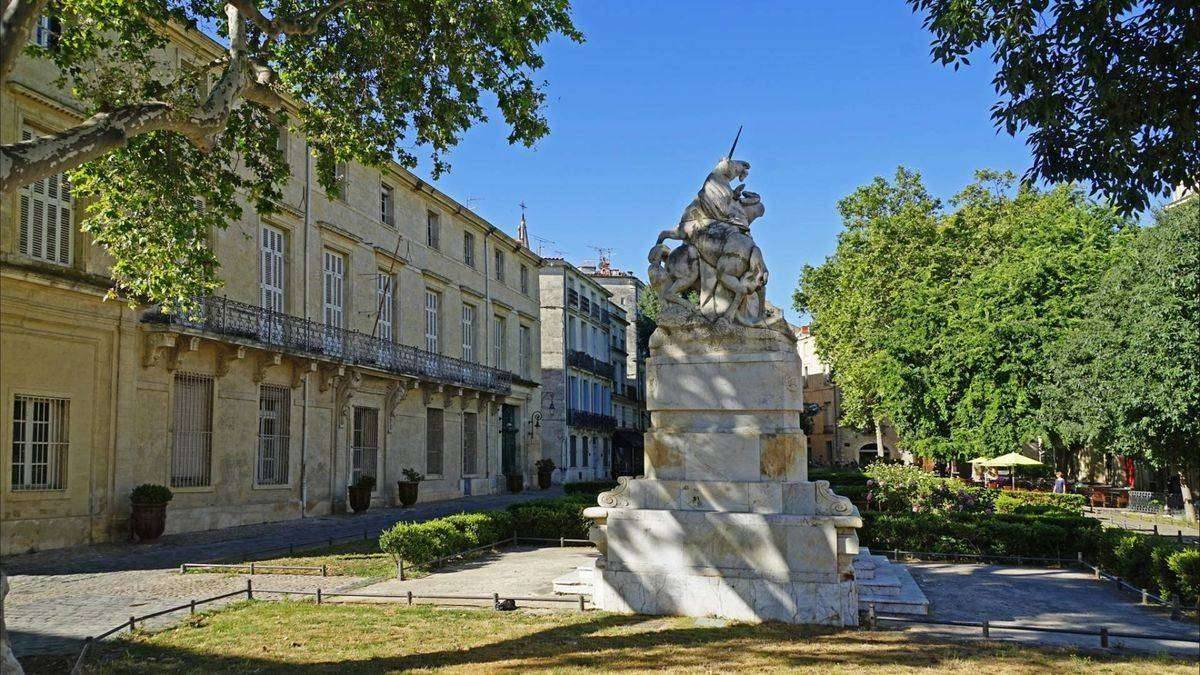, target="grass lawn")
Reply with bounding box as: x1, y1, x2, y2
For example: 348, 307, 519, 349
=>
220, 539, 395, 578
22, 601, 1196, 674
